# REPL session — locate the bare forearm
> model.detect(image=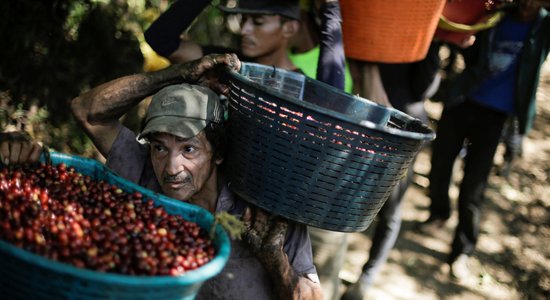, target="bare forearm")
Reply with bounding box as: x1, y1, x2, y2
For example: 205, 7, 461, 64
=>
261, 248, 322, 300
70, 53, 239, 157
72, 64, 184, 124
144, 0, 211, 58
270, 264, 323, 300
242, 207, 323, 300
69, 64, 187, 156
